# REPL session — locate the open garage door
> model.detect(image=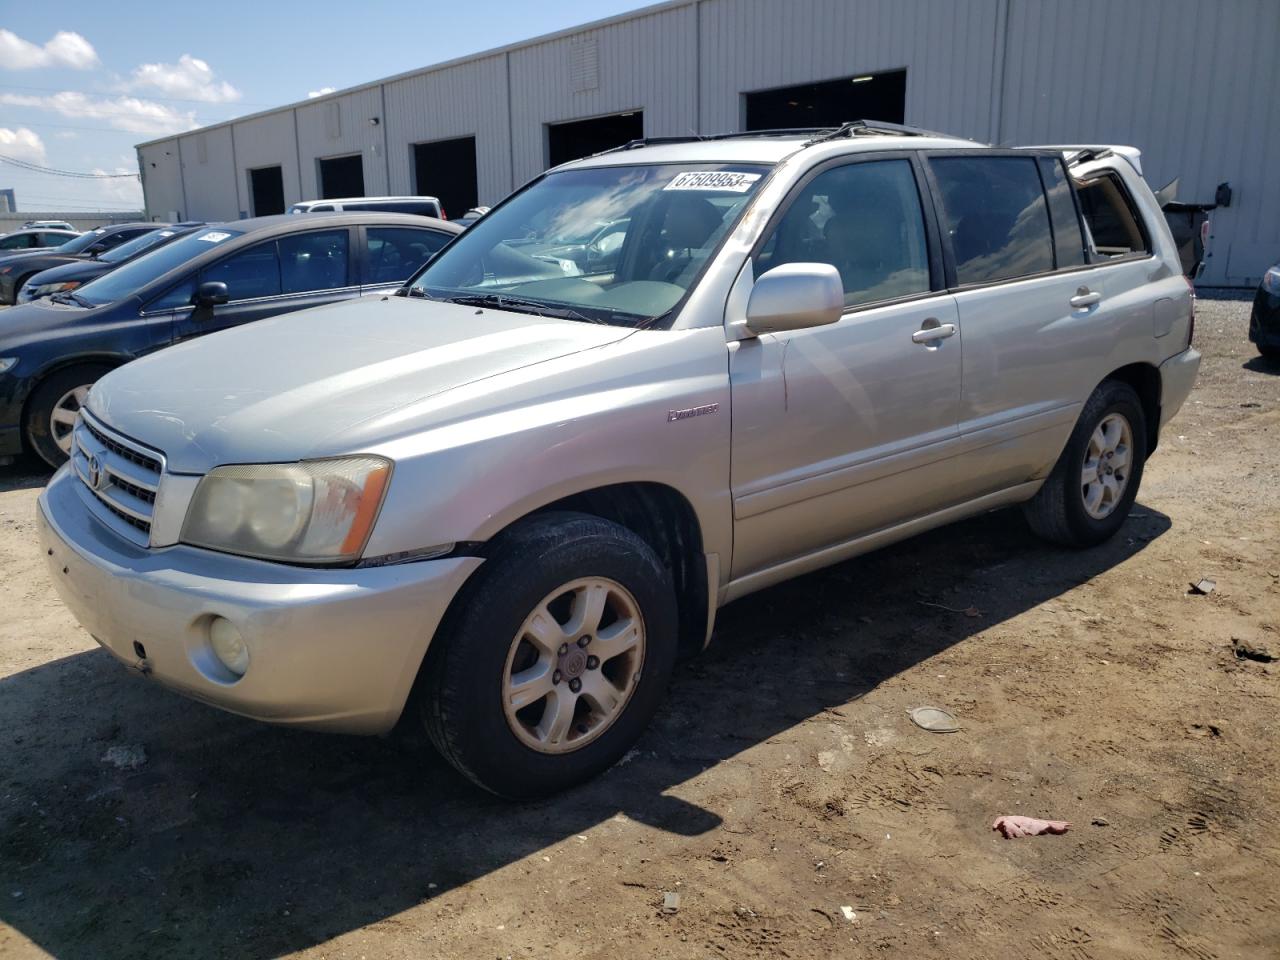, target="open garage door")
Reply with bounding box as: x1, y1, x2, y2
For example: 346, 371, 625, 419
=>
249, 165, 285, 216
414, 137, 478, 219
547, 111, 643, 168
319, 154, 365, 199
745, 70, 906, 131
